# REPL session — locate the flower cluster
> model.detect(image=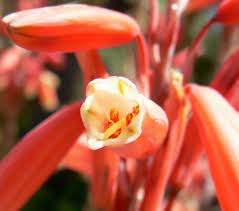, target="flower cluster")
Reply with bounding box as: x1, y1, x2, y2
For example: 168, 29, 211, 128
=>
0, 1, 239, 211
